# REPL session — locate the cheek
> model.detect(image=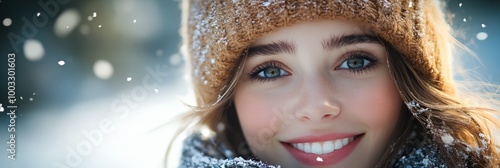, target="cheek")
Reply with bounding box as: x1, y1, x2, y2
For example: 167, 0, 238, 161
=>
234, 89, 283, 148
344, 77, 401, 128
